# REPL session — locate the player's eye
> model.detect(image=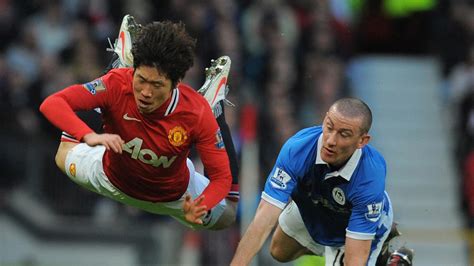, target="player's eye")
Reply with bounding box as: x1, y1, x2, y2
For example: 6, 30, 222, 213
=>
341, 132, 351, 138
